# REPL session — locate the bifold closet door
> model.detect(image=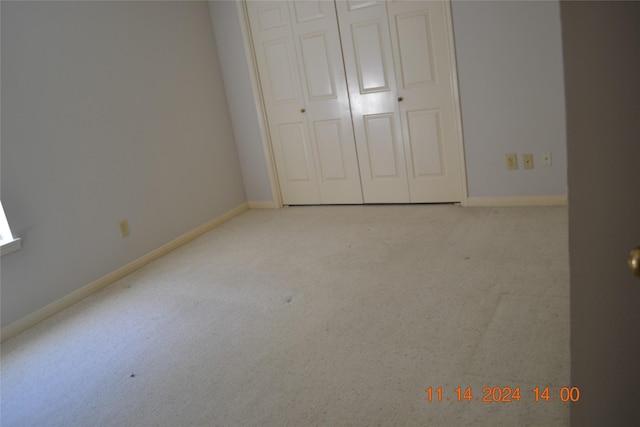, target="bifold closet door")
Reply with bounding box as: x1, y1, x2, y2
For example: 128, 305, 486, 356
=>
387, 0, 464, 202
335, 0, 464, 203
246, 1, 363, 205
